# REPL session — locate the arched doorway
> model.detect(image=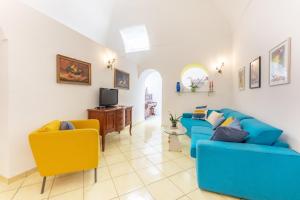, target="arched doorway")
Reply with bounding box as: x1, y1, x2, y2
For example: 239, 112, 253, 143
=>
139, 69, 162, 125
